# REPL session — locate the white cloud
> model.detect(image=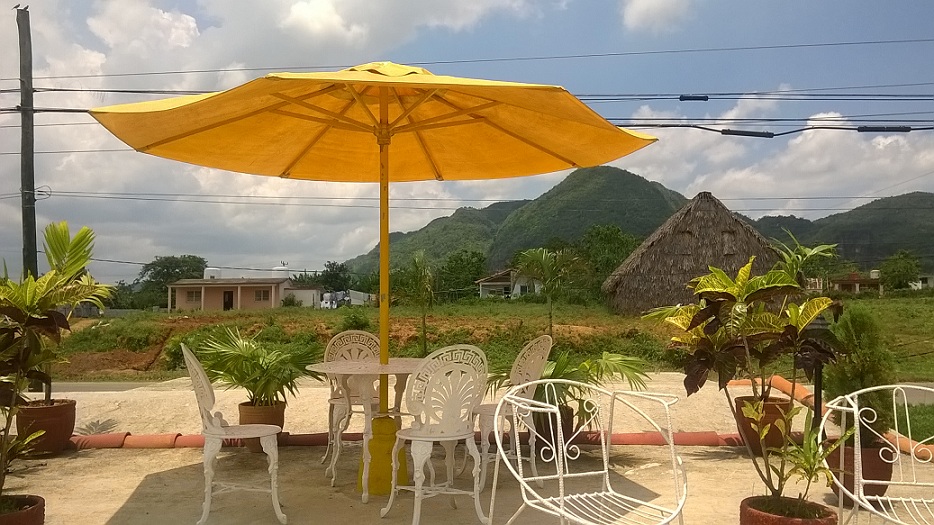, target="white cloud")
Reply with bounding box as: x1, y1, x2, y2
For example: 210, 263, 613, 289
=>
281, 1, 368, 44
619, 0, 693, 33
87, 1, 199, 53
